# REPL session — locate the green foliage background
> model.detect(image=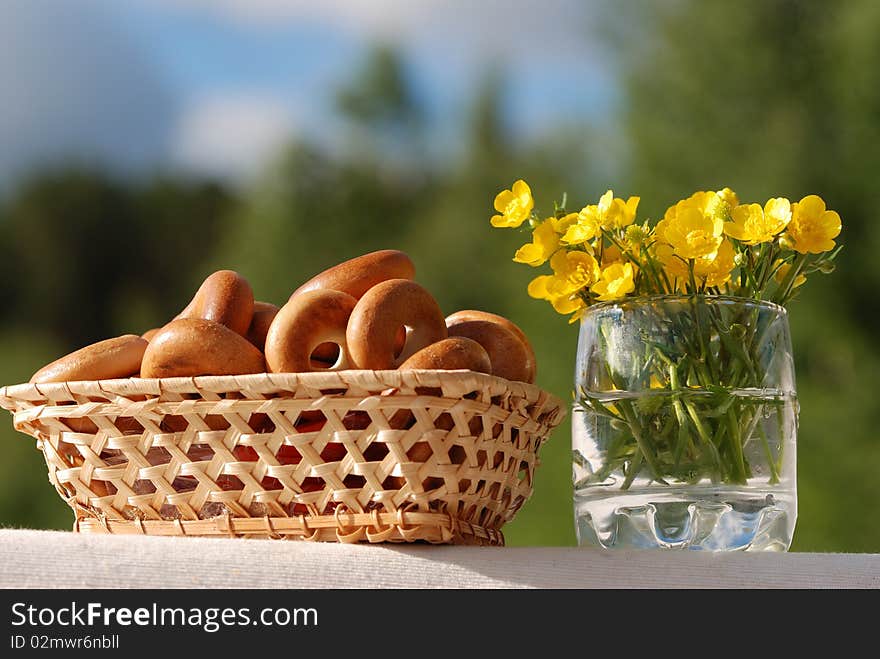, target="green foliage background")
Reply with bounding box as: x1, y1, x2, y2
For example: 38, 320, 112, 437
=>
1, 0, 877, 551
